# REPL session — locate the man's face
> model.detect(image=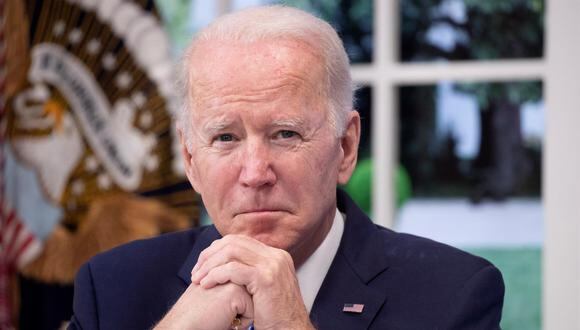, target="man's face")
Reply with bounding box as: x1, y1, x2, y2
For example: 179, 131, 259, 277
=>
181, 39, 358, 264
